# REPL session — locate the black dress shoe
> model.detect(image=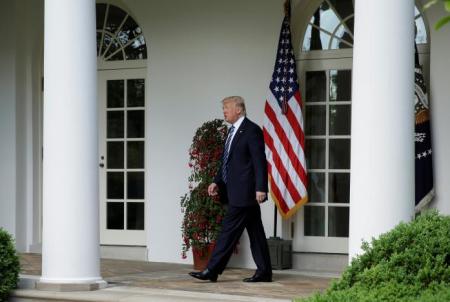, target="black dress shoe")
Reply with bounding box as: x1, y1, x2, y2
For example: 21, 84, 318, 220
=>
243, 273, 272, 282
189, 268, 218, 282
